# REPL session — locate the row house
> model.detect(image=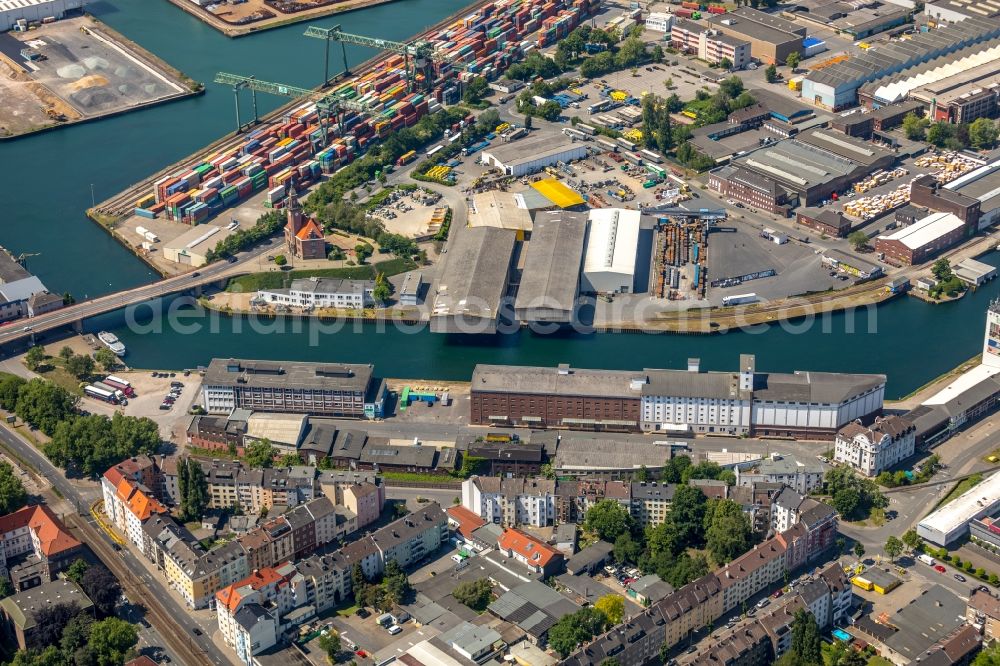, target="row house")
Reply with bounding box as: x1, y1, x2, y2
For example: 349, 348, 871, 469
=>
771, 488, 838, 556
562, 574, 724, 666
317, 470, 384, 529
216, 563, 307, 666
734, 454, 826, 495
0, 505, 83, 588
101, 471, 169, 550
716, 539, 788, 611
496, 528, 565, 577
